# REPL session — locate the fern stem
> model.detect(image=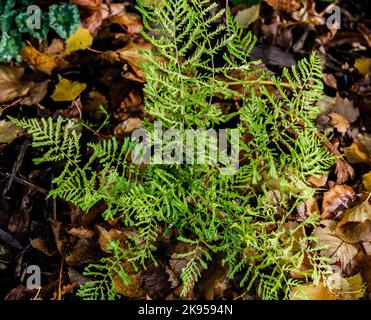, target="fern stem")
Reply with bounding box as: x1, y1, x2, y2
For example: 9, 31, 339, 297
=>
227, 80, 292, 89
